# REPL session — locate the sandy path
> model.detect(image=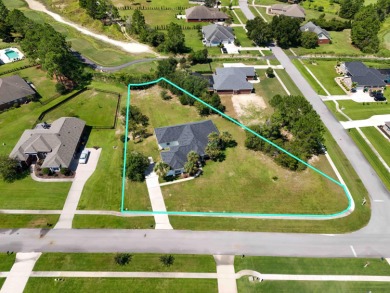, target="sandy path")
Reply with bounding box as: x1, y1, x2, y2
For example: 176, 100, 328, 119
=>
25, 0, 153, 54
